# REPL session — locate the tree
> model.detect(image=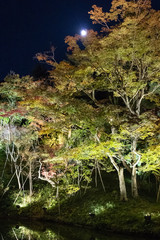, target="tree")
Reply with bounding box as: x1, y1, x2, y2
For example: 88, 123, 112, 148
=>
88, 0, 160, 117
140, 117, 160, 201
52, 0, 160, 118
35, 0, 160, 201
0, 74, 40, 201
